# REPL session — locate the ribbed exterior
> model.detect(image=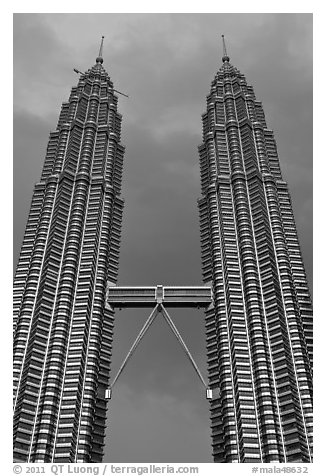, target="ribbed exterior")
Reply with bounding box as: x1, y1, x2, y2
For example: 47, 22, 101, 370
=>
13, 58, 124, 462
198, 58, 313, 463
